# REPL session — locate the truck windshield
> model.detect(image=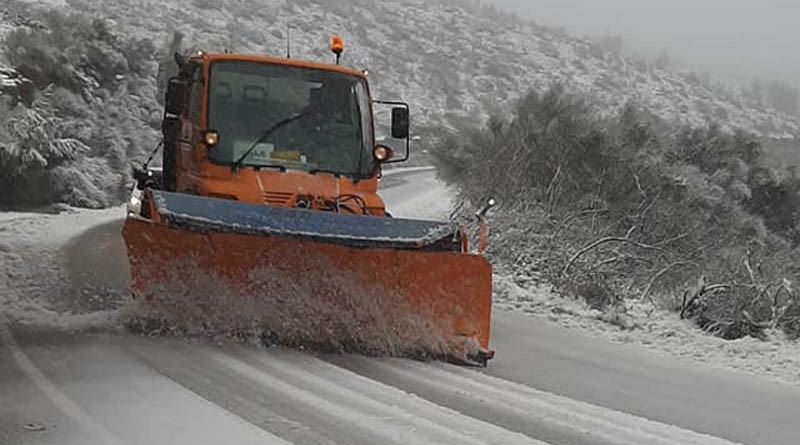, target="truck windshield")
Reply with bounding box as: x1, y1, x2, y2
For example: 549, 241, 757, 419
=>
207, 60, 374, 176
